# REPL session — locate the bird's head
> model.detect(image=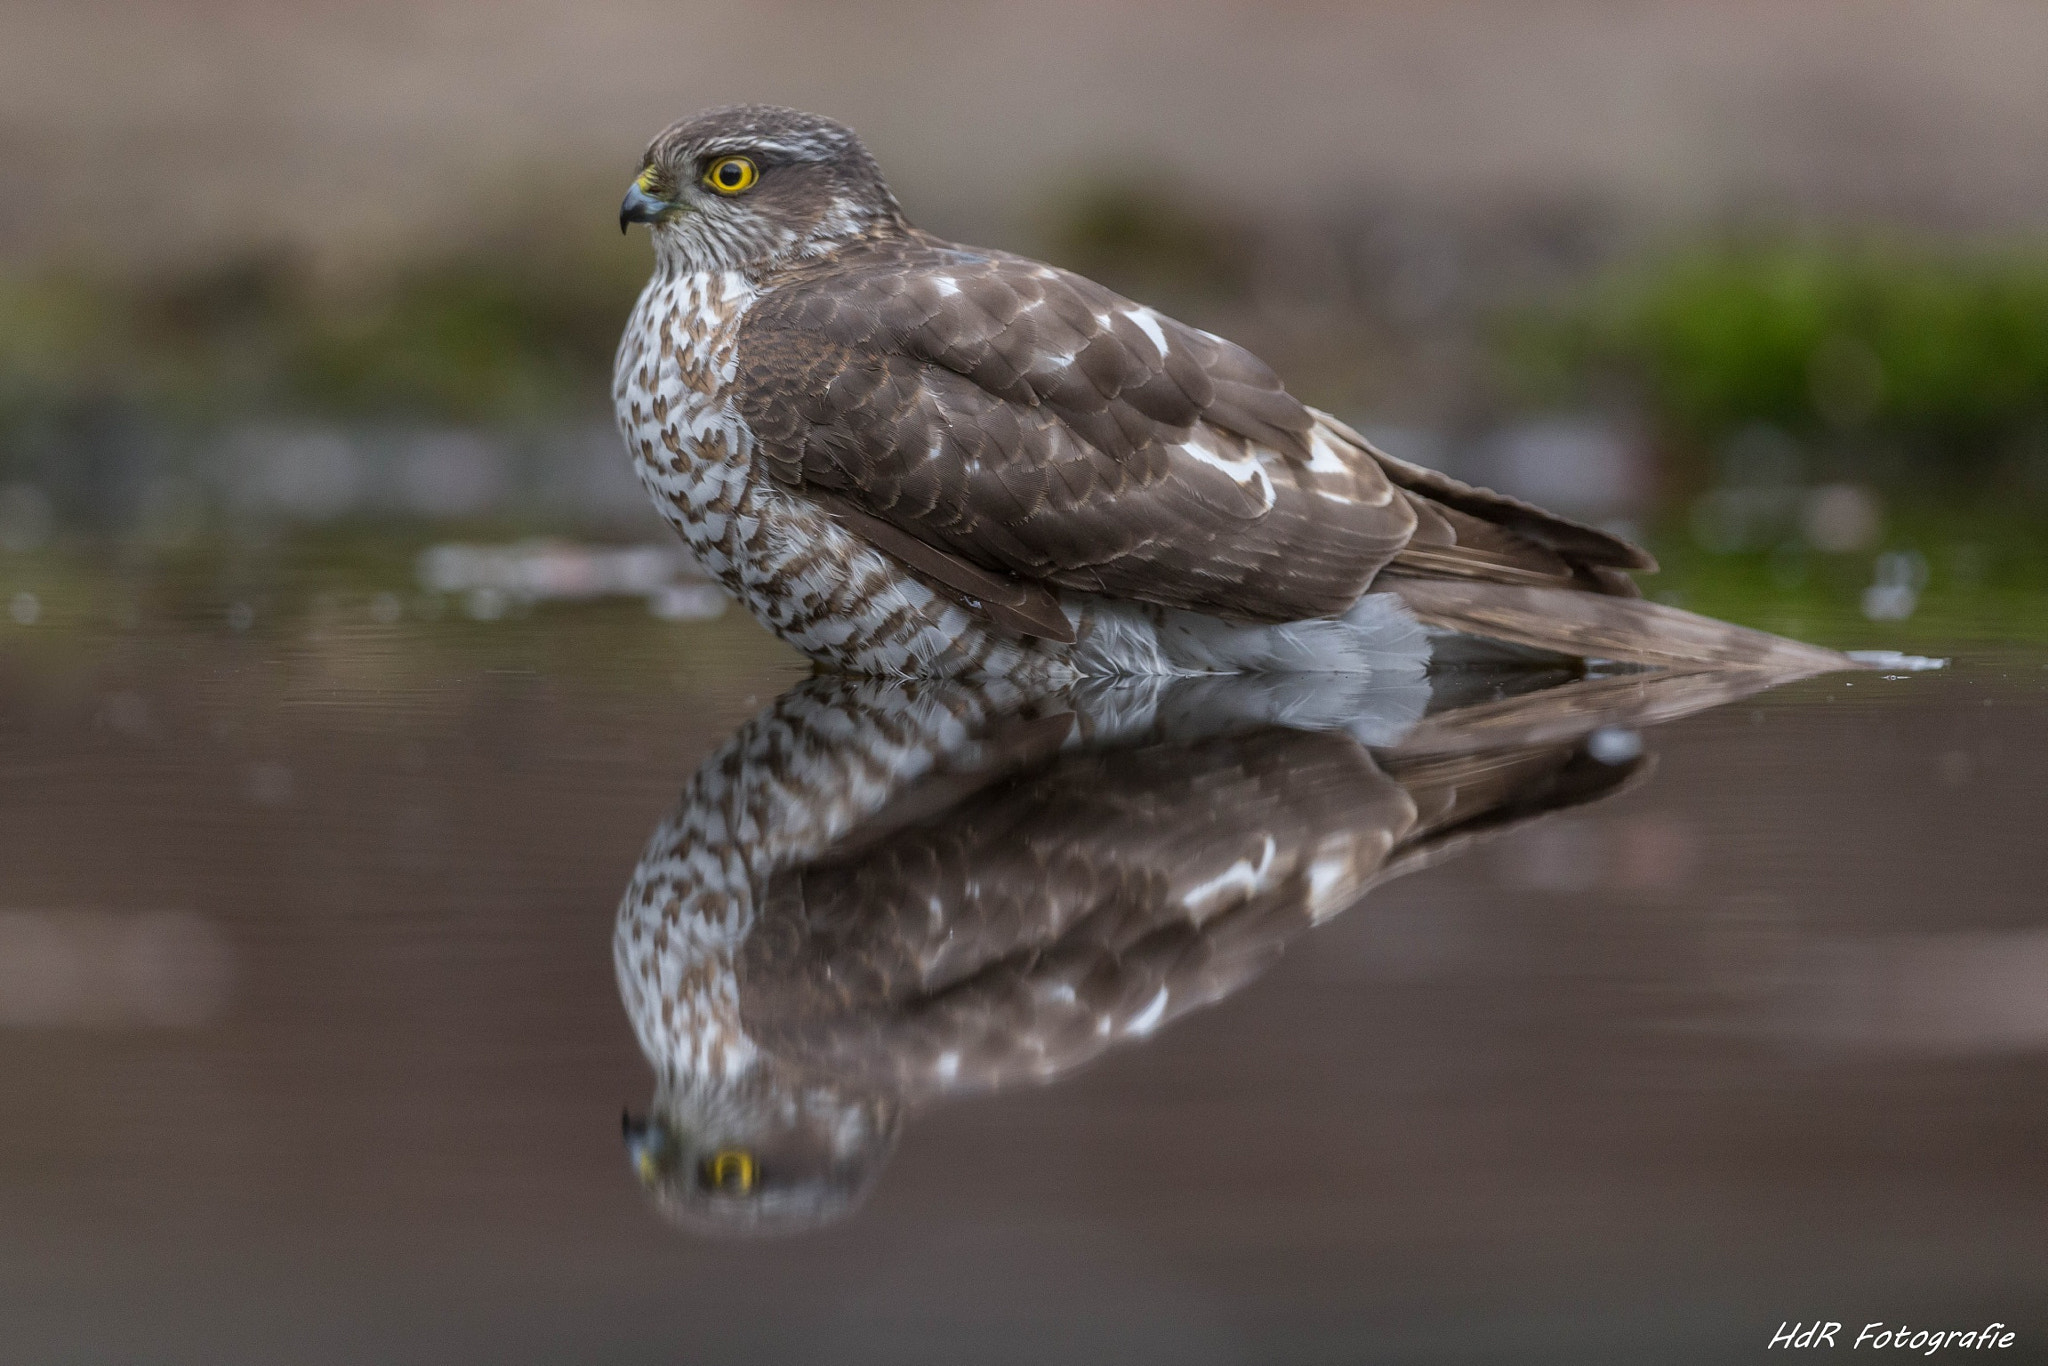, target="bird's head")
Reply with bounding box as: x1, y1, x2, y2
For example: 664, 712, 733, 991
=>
619, 105, 908, 273
622, 1067, 901, 1238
